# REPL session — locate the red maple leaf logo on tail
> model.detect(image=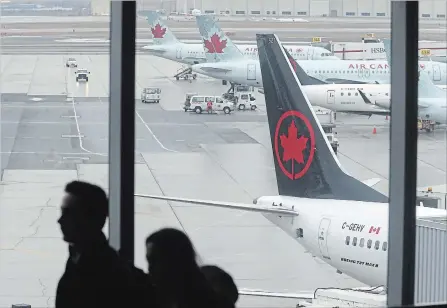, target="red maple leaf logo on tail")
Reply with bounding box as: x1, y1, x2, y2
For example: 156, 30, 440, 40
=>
204, 33, 227, 53
151, 23, 166, 38
280, 121, 308, 164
